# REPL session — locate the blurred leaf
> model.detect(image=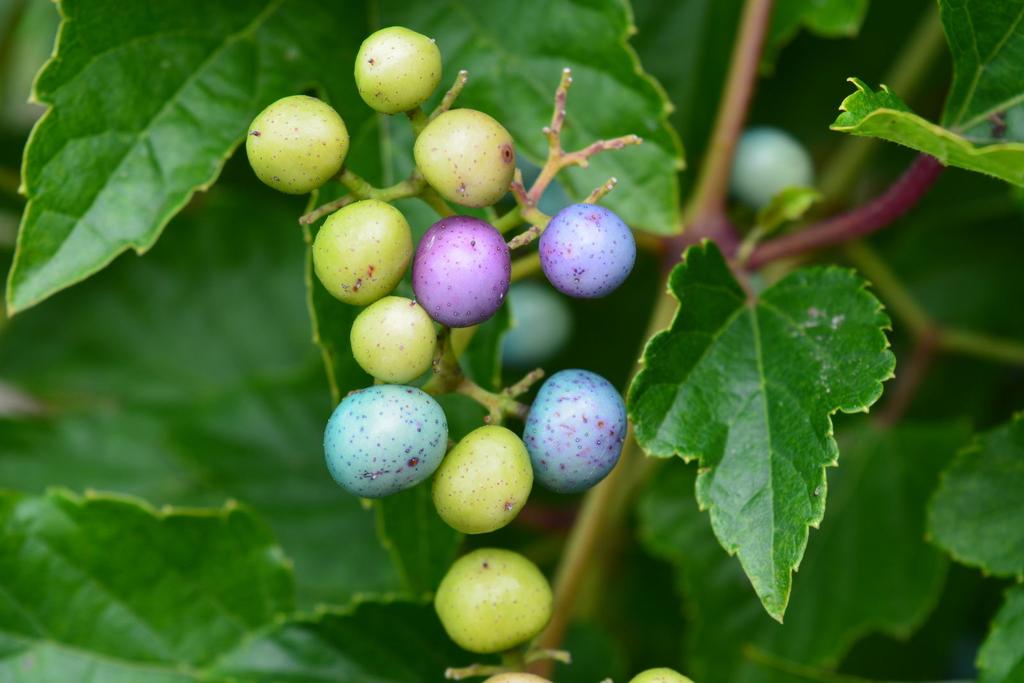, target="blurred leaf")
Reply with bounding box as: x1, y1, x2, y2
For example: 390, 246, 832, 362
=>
755, 186, 822, 234
381, 0, 683, 234
638, 420, 967, 682
0, 182, 398, 605
628, 241, 895, 620
978, 585, 1024, 683
6, 0, 375, 314
940, 0, 1024, 131
832, 79, 1024, 185
459, 303, 511, 392
768, 0, 870, 65
0, 488, 293, 679
929, 414, 1024, 579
